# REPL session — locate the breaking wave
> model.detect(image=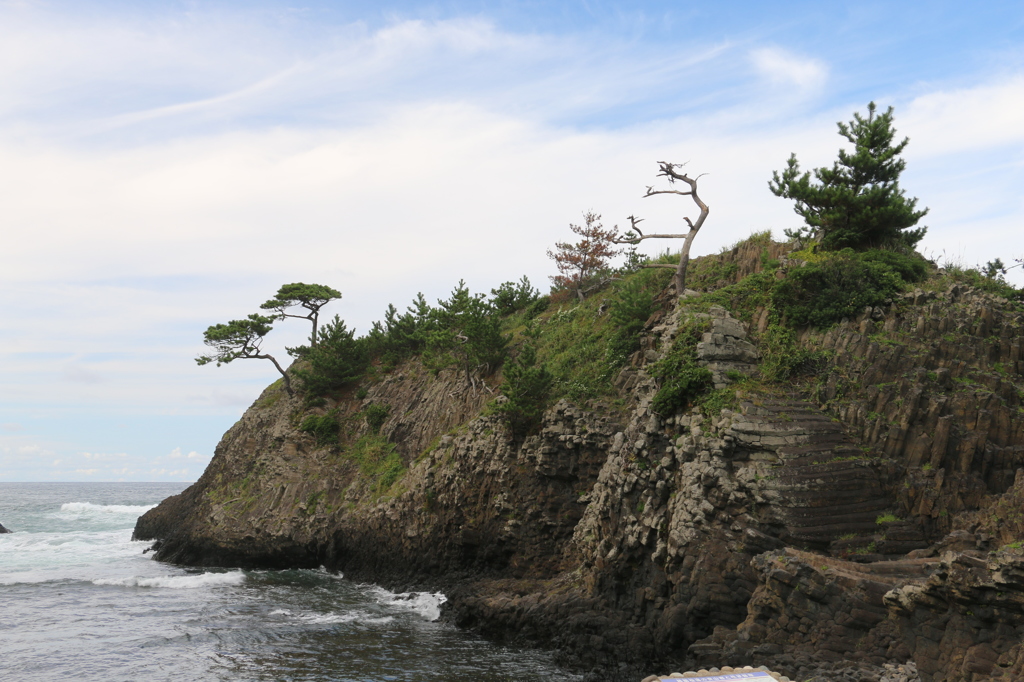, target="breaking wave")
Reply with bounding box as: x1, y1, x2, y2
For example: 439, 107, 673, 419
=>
93, 571, 246, 589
